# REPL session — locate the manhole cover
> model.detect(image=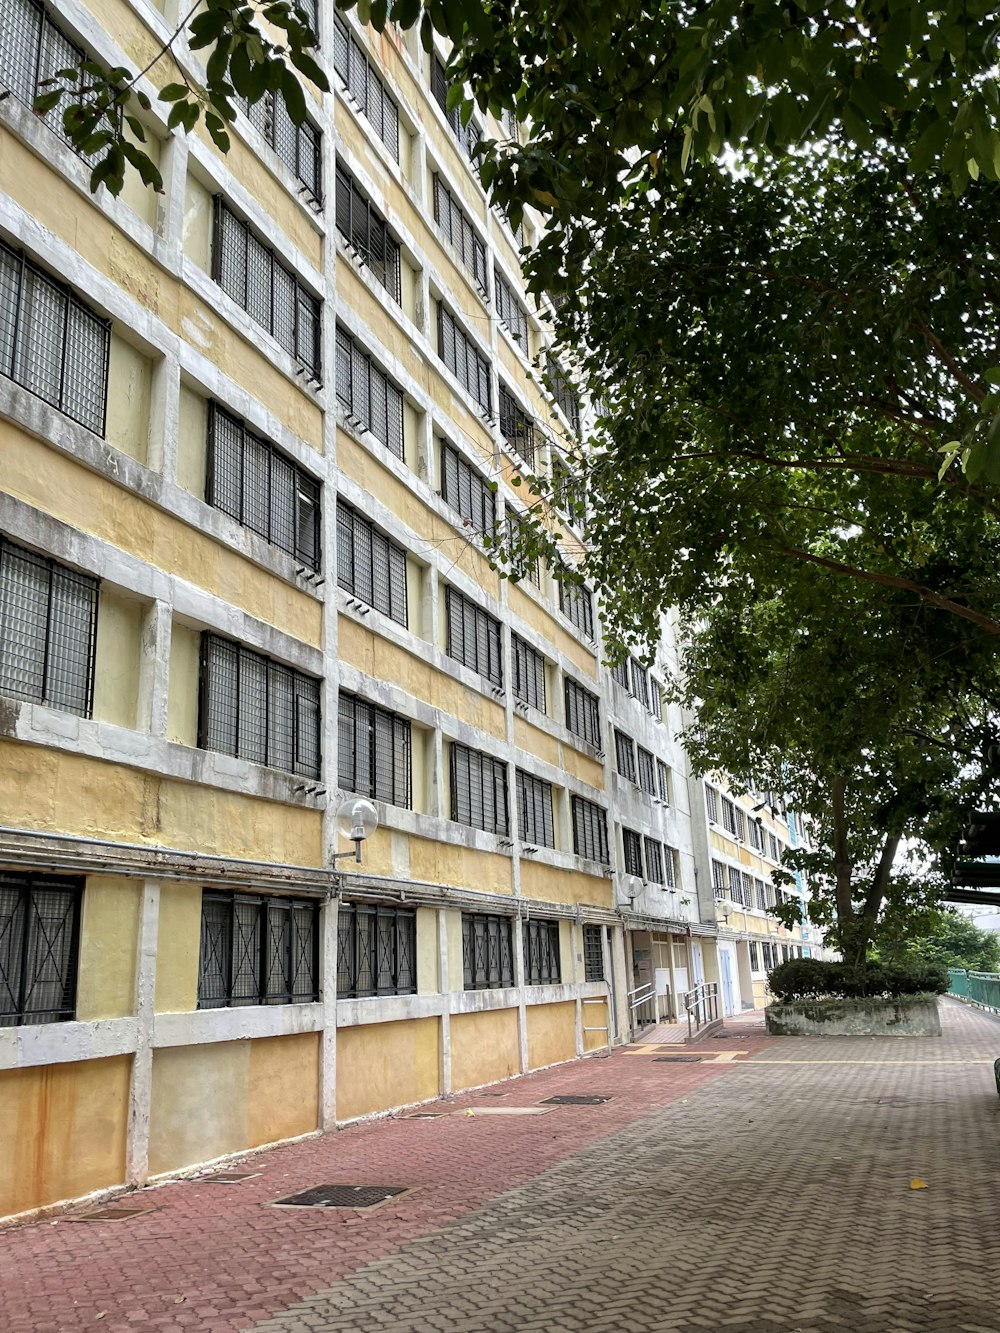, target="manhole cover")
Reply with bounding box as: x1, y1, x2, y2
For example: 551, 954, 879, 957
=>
654, 1055, 703, 1063
67, 1207, 154, 1223
453, 1106, 553, 1116
205, 1171, 259, 1182
712, 1033, 750, 1040
273, 1184, 409, 1209
540, 1095, 613, 1106
405, 1112, 445, 1119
